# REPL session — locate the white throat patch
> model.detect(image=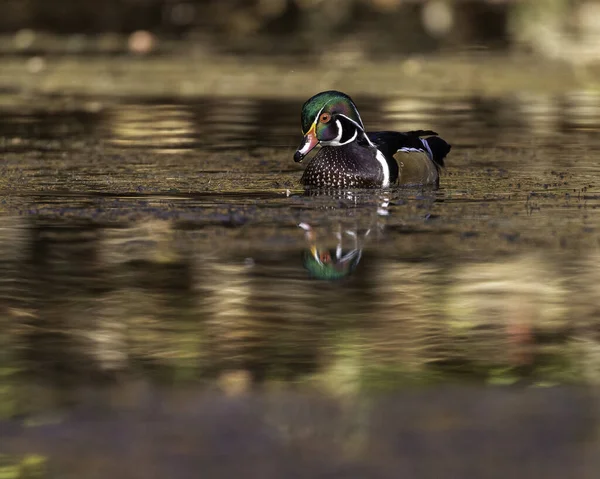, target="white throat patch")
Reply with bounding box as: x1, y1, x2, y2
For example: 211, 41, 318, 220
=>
321, 119, 358, 147
337, 114, 374, 147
